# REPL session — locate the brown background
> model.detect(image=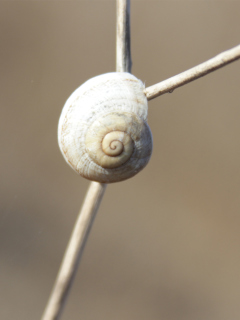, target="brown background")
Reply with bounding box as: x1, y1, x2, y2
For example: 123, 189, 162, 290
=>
1, 1, 240, 320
